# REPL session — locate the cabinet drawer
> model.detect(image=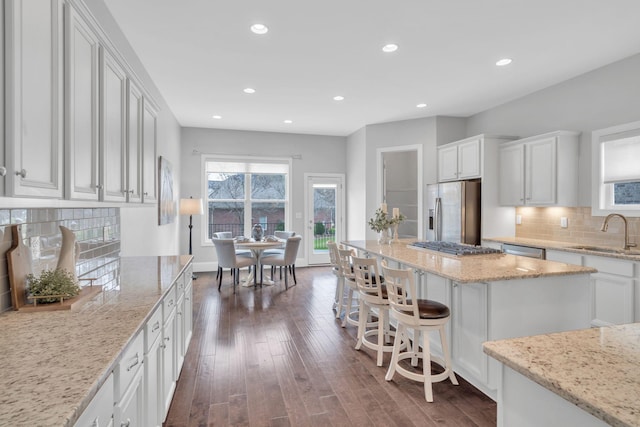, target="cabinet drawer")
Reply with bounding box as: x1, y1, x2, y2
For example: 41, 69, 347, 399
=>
164, 285, 177, 321
118, 331, 144, 398
584, 255, 634, 277
145, 306, 163, 352
176, 272, 185, 296
184, 264, 193, 286
74, 372, 114, 427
